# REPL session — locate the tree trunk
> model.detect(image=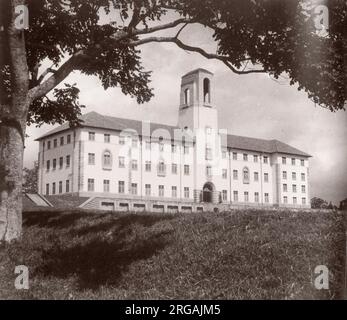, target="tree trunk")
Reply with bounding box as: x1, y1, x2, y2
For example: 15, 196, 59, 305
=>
0, 117, 25, 241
